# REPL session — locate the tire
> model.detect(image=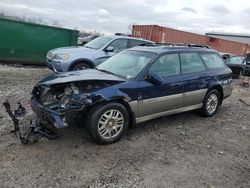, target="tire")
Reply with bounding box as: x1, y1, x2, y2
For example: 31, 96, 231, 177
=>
71, 63, 89, 71
86, 102, 129, 144
199, 89, 221, 117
